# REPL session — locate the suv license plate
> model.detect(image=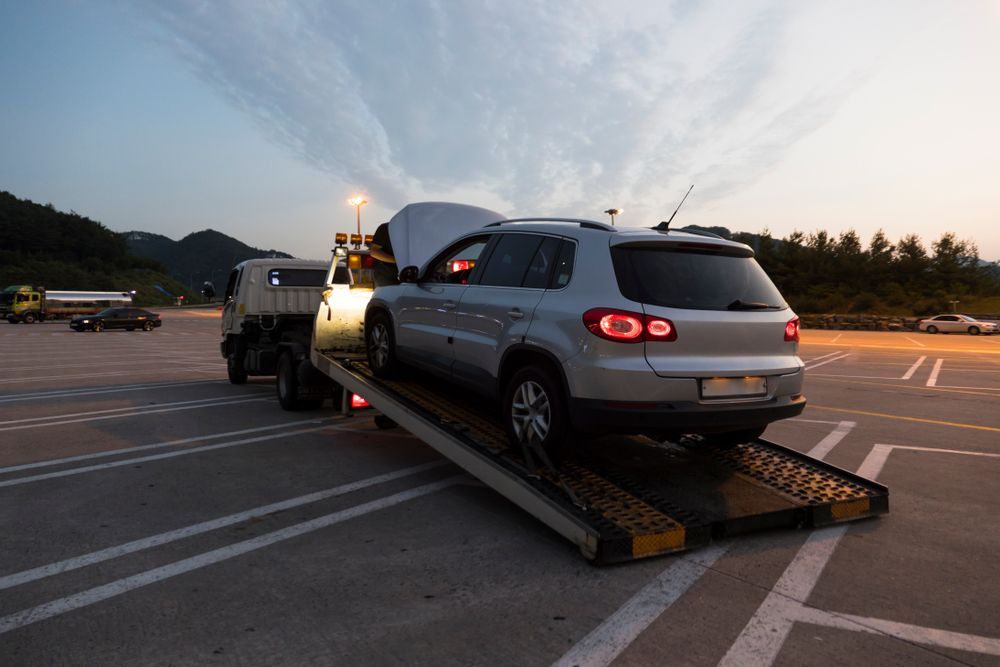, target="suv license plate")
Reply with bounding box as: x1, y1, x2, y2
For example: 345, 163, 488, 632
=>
701, 376, 767, 399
